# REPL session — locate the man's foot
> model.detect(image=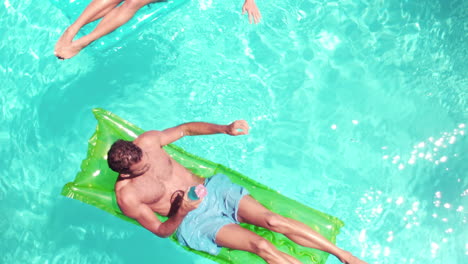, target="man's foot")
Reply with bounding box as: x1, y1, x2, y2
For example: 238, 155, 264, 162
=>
54, 41, 85, 60
55, 27, 84, 59
339, 251, 368, 264
55, 27, 75, 52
